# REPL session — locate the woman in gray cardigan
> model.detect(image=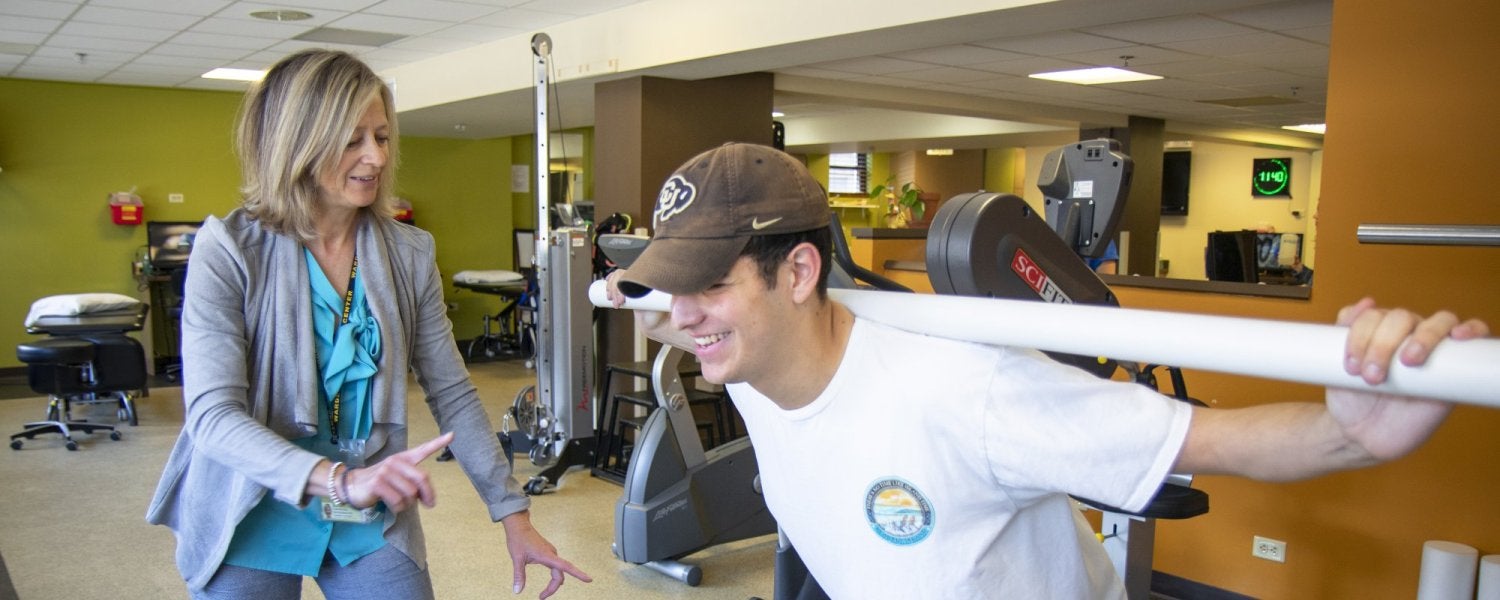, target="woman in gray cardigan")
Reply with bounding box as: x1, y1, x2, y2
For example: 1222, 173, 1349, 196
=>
146, 50, 590, 599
